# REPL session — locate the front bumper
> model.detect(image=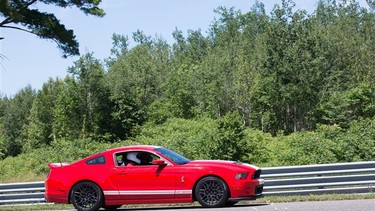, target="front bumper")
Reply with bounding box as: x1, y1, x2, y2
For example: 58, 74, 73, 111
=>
230, 178, 264, 199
